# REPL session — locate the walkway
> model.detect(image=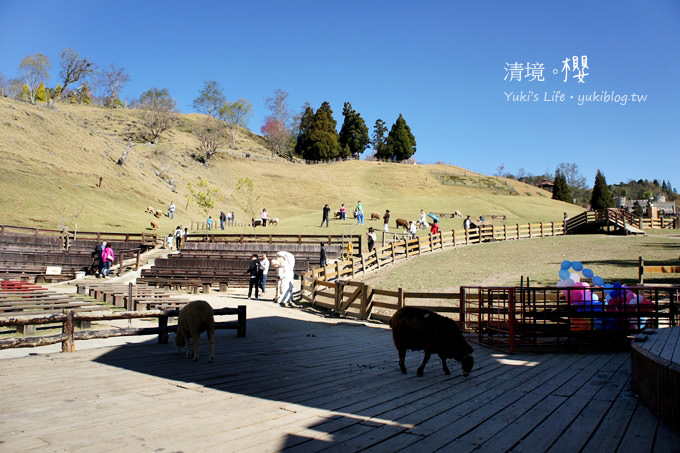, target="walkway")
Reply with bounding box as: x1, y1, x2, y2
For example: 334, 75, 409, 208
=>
0, 289, 678, 452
